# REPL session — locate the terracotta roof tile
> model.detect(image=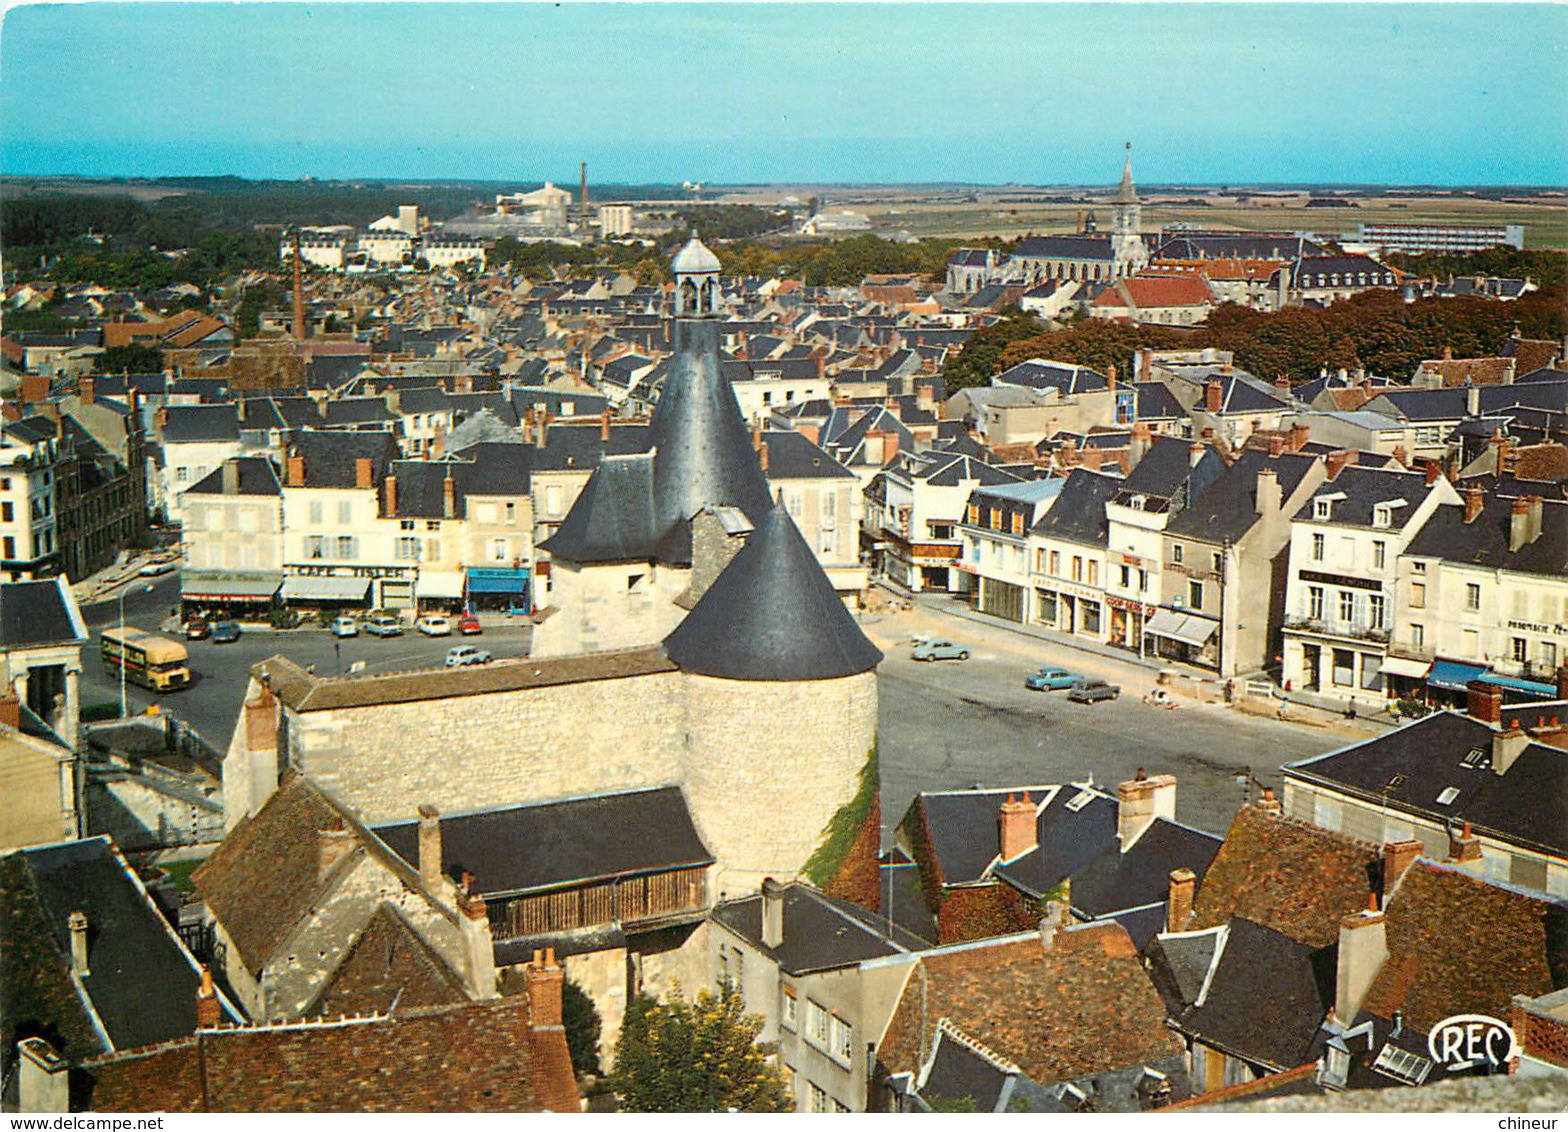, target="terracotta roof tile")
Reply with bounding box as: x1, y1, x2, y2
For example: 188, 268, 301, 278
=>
1415, 357, 1515, 387
1184, 804, 1380, 947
